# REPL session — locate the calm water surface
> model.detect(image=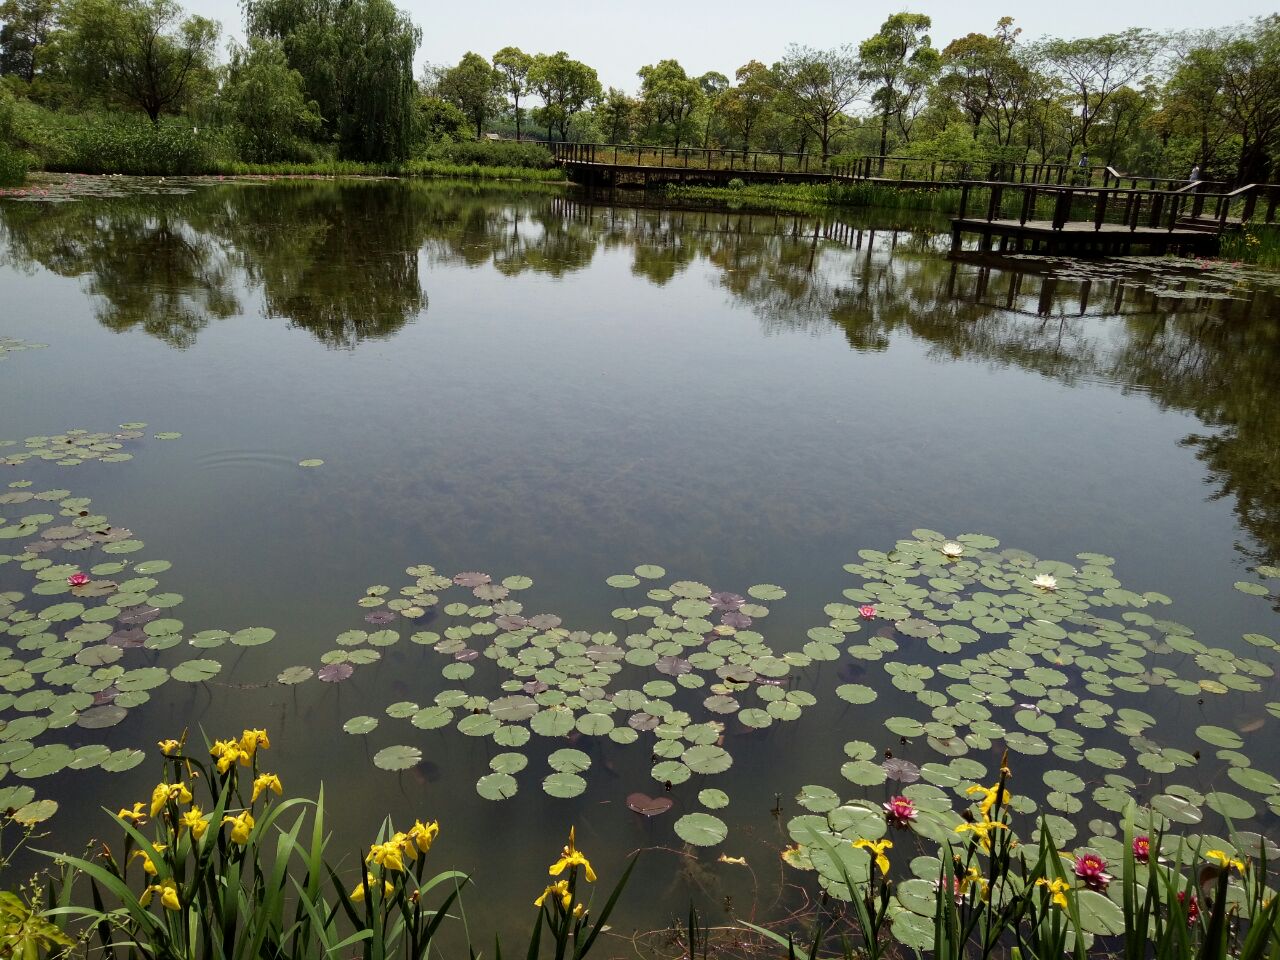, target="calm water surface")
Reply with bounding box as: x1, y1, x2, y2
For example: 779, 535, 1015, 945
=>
1, 179, 1278, 942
